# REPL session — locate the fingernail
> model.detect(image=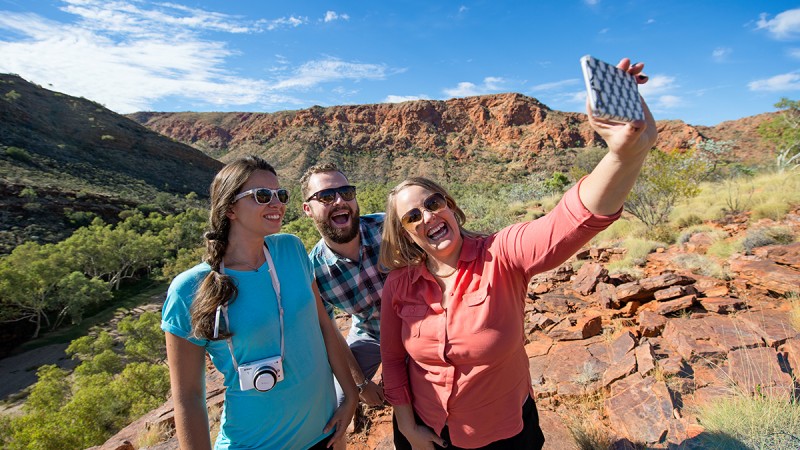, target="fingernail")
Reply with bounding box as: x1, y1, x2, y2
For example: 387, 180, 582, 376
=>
442, 442, 449, 448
